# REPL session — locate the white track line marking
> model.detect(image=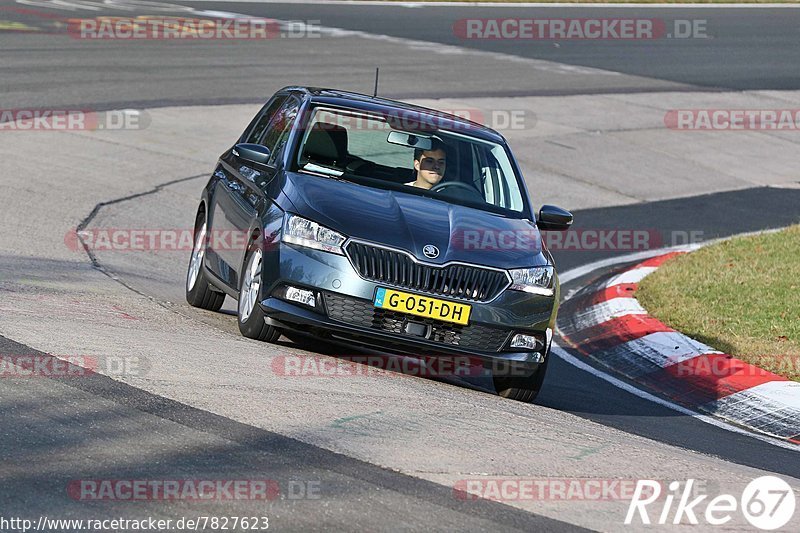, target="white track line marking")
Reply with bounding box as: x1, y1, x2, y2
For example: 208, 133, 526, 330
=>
554, 231, 797, 450
606, 266, 658, 287
709, 381, 800, 413
559, 244, 703, 286
551, 343, 799, 451
701, 381, 800, 439
597, 331, 722, 374
571, 297, 647, 330
559, 229, 783, 287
